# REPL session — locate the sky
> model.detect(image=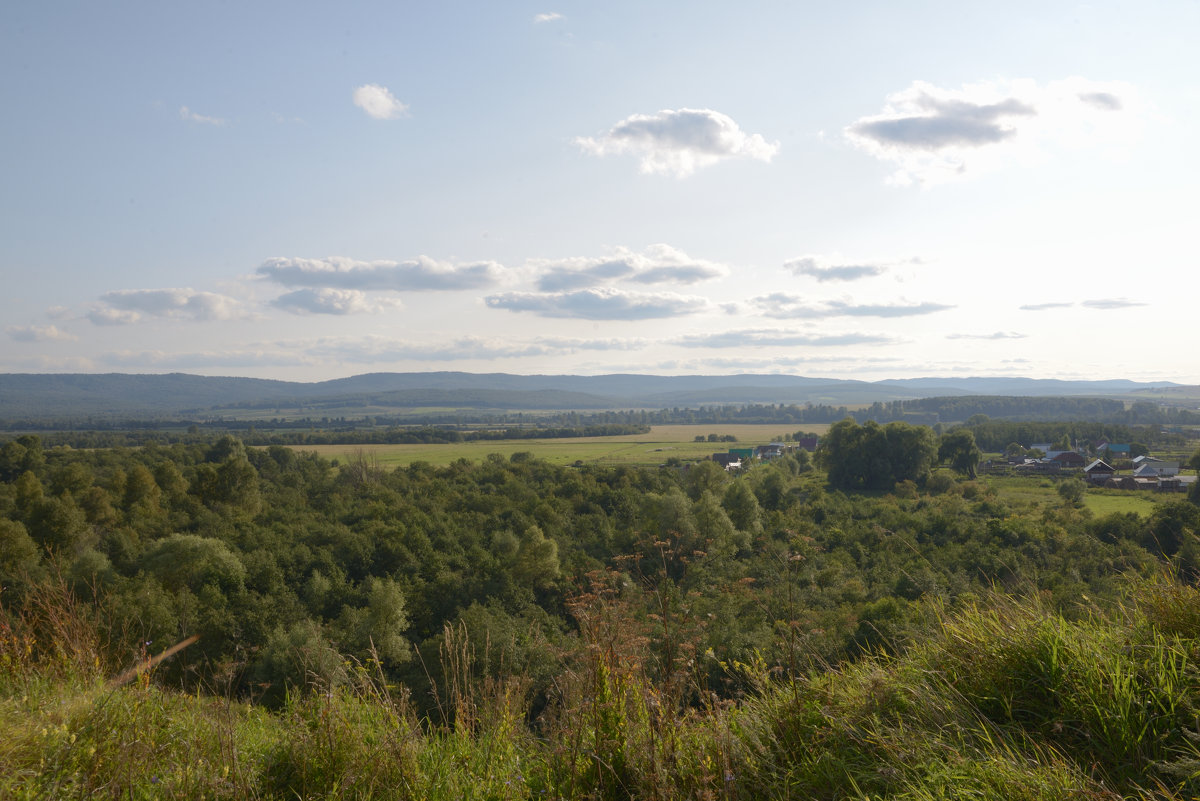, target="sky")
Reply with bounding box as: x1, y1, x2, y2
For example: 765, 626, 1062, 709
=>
2, 1, 1197, 384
